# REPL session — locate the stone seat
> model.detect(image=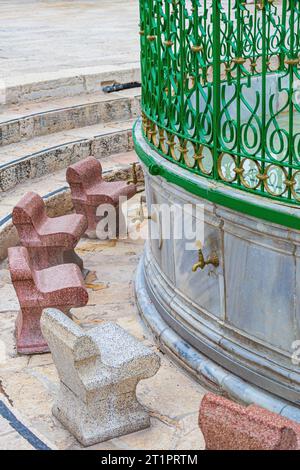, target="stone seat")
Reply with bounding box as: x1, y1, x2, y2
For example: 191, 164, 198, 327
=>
12, 191, 87, 270
85, 180, 134, 206
8, 246, 88, 355
41, 308, 161, 446
66, 156, 136, 238
36, 213, 85, 242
